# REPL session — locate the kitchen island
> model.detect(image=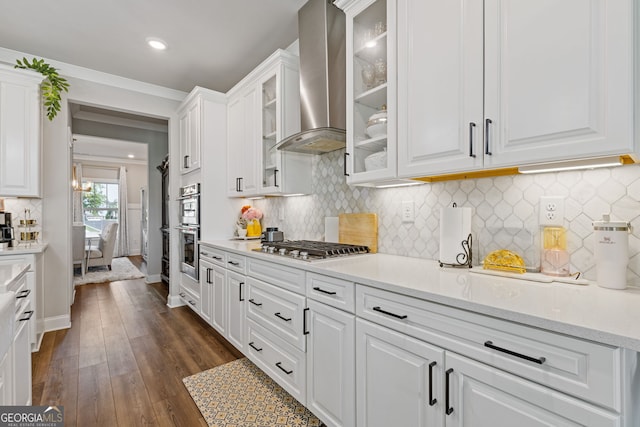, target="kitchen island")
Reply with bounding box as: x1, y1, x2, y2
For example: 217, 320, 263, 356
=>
197, 239, 640, 427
